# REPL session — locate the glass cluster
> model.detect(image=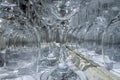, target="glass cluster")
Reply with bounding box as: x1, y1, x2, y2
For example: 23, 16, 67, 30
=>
0, 0, 120, 80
